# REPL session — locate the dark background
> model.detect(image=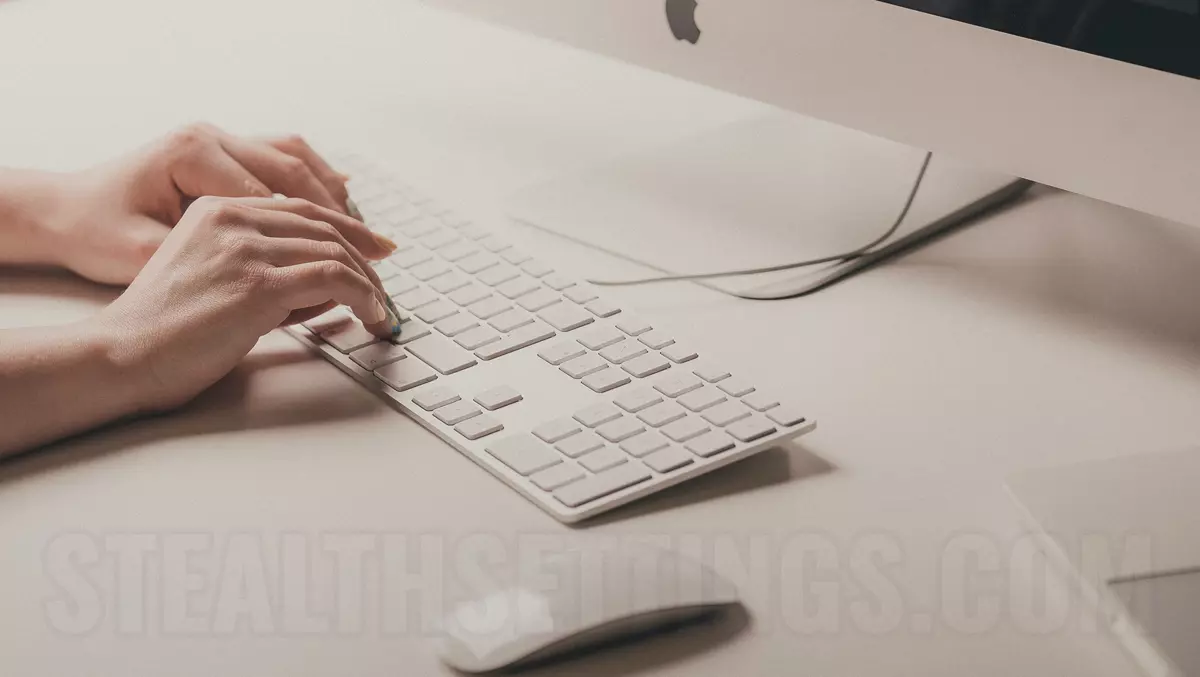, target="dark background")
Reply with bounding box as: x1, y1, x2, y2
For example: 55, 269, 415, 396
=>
879, 0, 1200, 79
